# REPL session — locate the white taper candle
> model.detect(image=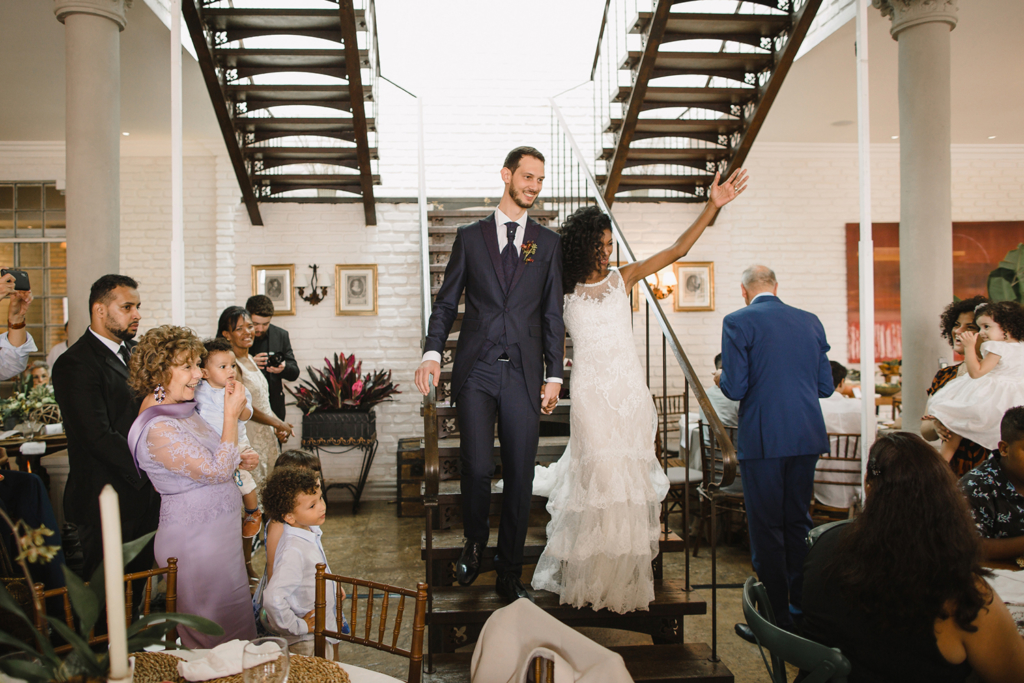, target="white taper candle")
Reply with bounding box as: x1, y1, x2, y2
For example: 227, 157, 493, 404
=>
98, 485, 130, 680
